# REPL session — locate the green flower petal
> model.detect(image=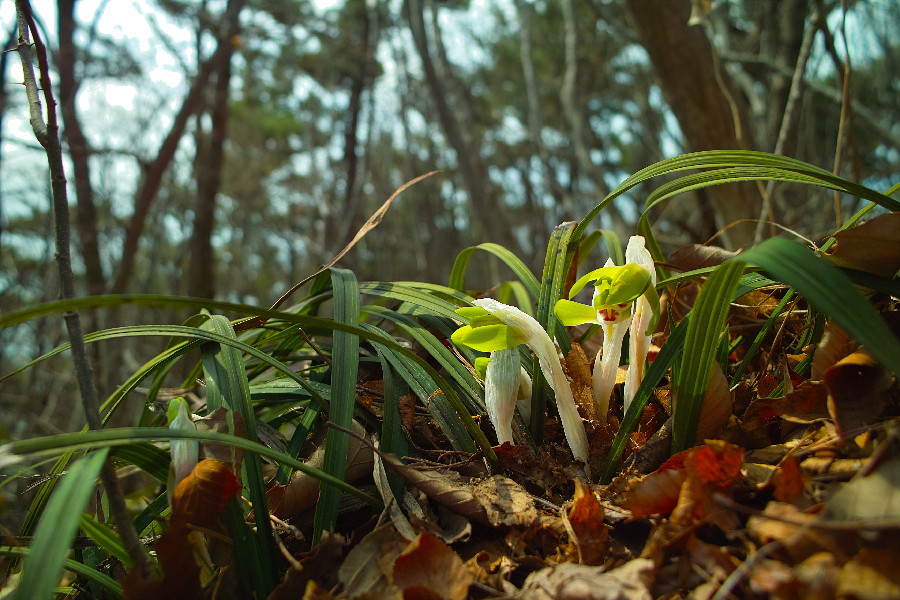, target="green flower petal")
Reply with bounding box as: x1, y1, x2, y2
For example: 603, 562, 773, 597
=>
456, 306, 490, 319
474, 356, 490, 380
451, 323, 528, 352
554, 299, 601, 326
